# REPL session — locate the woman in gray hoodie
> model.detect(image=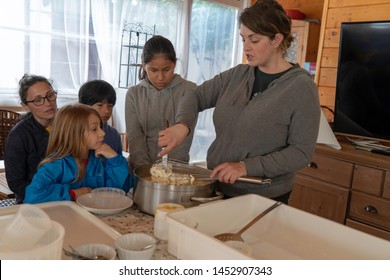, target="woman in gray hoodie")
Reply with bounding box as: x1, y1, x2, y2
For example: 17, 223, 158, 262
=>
158, 0, 321, 204
125, 35, 197, 174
